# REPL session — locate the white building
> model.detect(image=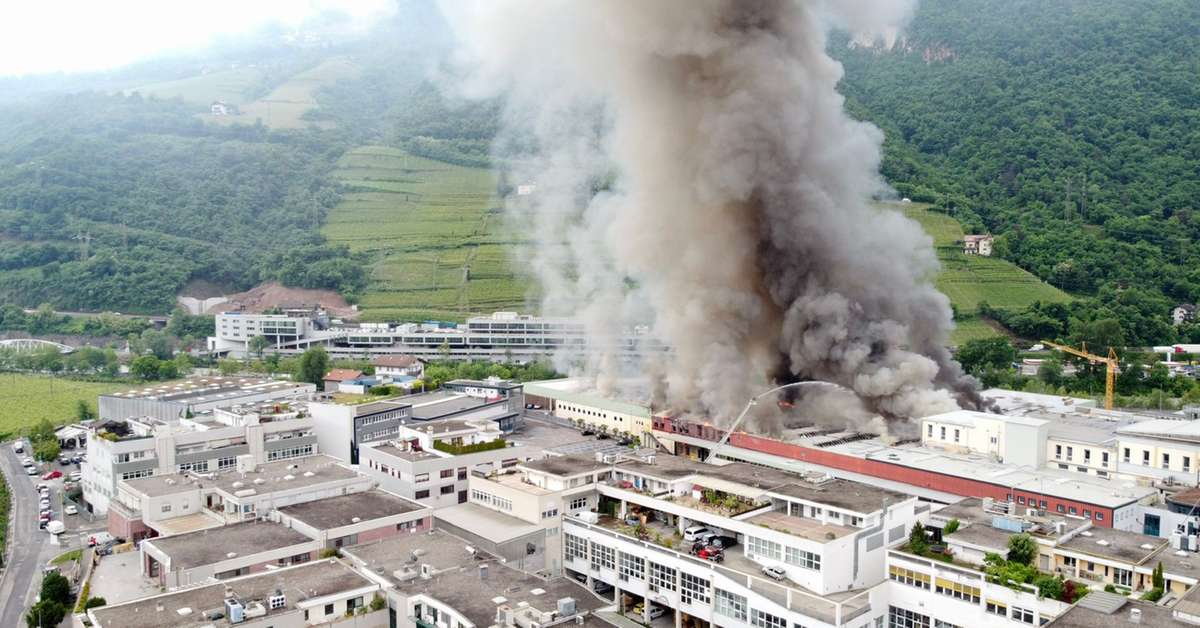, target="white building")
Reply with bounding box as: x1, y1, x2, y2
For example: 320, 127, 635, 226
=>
921, 409, 1049, 467
82, 400, 317, 516
208, 312, 315, 356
